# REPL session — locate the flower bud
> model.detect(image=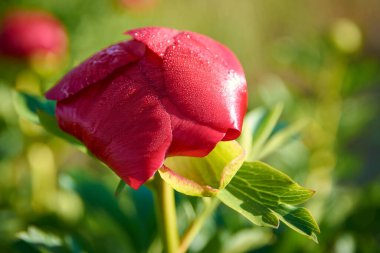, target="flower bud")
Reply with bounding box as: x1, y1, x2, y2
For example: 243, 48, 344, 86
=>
0, 9, 67, 60
46, 27, 247, 189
